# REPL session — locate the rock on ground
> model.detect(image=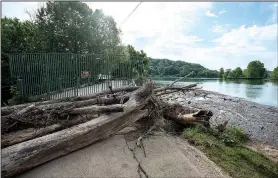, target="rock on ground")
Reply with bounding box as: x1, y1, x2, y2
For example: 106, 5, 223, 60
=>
159, 90, 278, 148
